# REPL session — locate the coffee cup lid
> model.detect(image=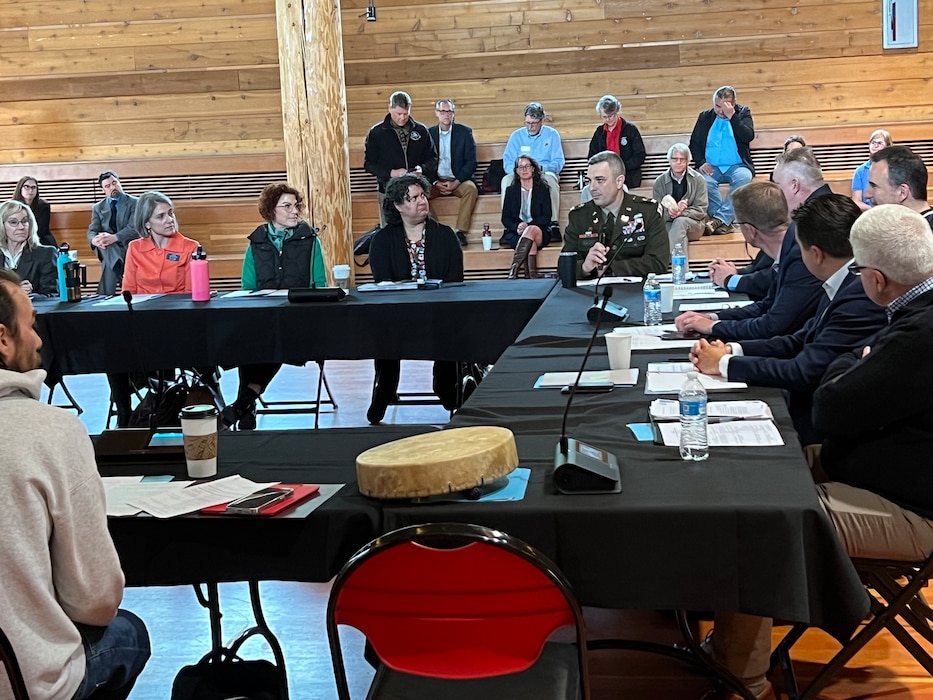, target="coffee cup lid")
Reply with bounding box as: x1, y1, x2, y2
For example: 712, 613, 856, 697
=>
179, 404, 219, 420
